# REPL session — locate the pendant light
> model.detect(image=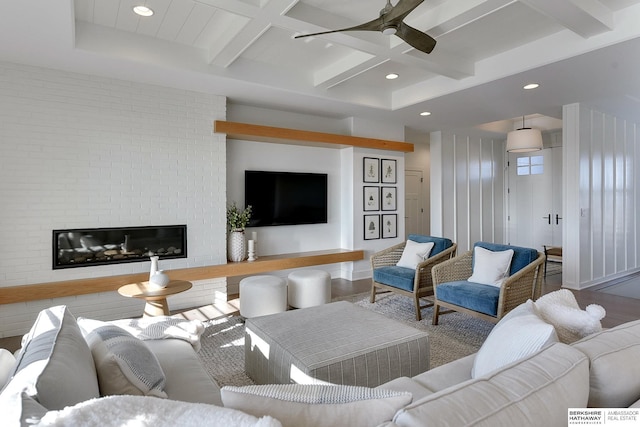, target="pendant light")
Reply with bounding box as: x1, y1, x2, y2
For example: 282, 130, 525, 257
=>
506, 116, 543, 153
